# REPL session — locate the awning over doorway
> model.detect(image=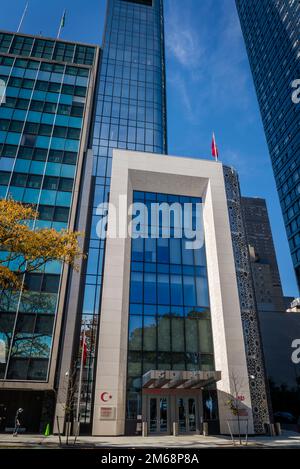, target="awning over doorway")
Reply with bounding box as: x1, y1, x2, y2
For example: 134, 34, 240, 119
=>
142, 370, 221, 390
